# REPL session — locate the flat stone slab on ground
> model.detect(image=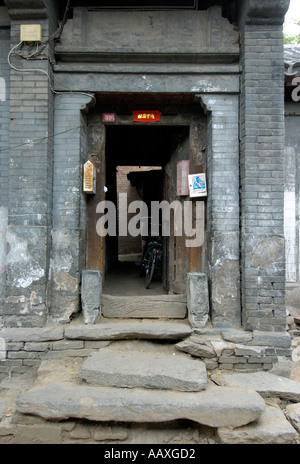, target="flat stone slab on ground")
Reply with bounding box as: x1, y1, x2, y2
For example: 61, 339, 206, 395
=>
0, 326, 64, 342
16, 381, 265, 428
79, 350, 207, 391
175, 338, 216, 358
221, 328, 253, 344
64, 319, 192, 340
285, 403, 300, 433
217, 405, 298, 444
211, 371, 300, 402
